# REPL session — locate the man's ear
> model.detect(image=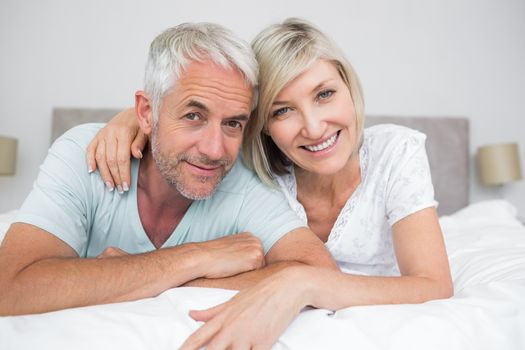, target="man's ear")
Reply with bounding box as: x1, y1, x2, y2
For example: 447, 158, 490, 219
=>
135, 91, 154, 136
